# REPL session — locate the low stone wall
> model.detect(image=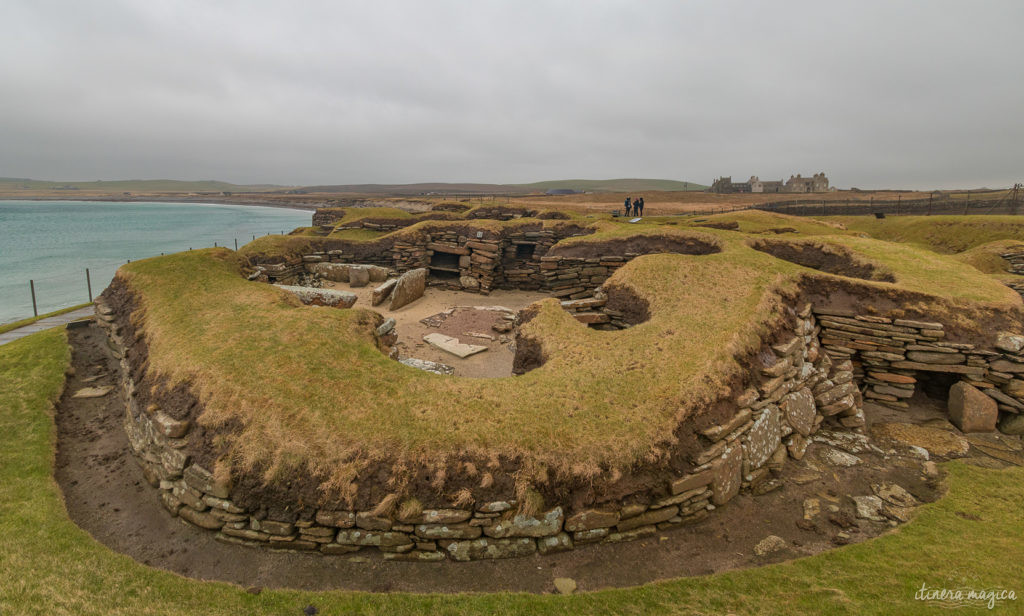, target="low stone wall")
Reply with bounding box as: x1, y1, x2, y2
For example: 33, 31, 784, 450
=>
815, 309, 1024, 421
1004, 248, 1024, 276
558, 288, 635, 330
1003, 248, 1024, 301
95, 293, 859, 561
